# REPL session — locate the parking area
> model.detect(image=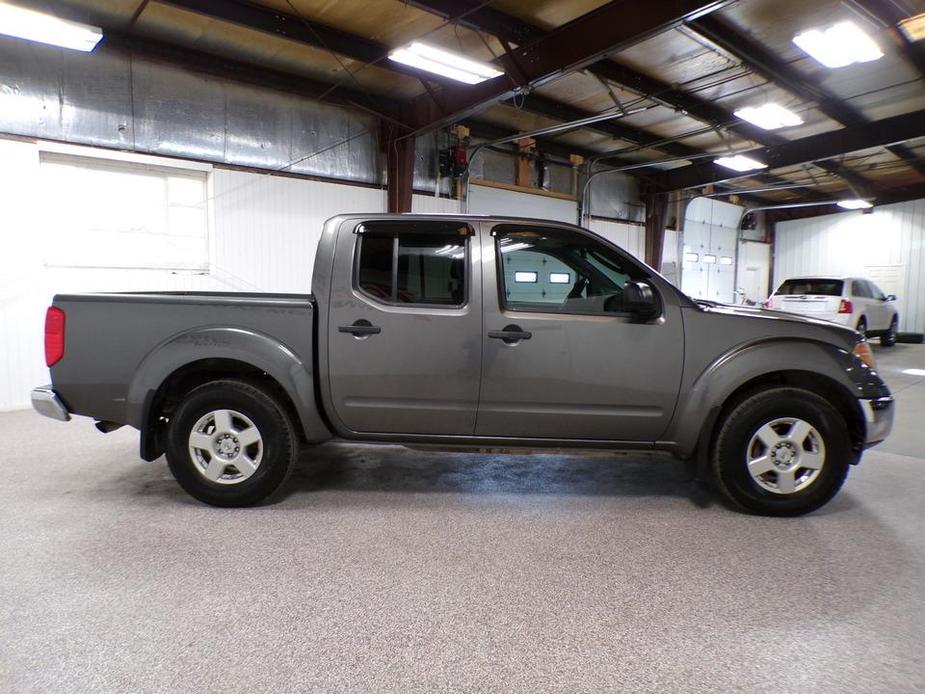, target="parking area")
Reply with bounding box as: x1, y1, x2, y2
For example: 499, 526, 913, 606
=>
2, 343, 923, 693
